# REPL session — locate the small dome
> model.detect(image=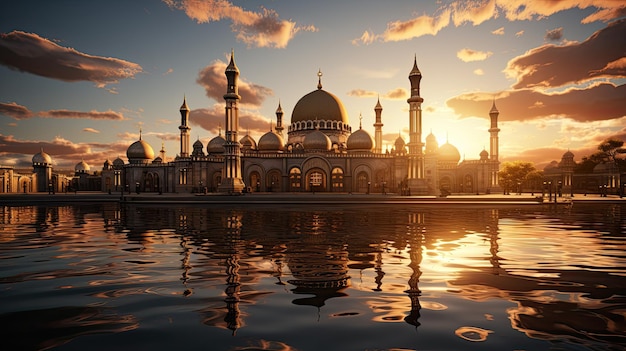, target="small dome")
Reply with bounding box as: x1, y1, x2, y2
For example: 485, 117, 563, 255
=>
75, 160, 90, 172
303, 129, 331, 151
113, 157, 125, 168
207, 134, 226, 154
258, 131, 284, 152
394, 135, 406, 153
192, 139, 205, 157
32, 149, 52, 165
347, 129, 373, 152
480, 149, 489, 160
152, 156, 163, 164
425, 133, 438, 154
240, 134, 257, 151
543, 160, 560, 173
127, 139, 155, 161
438, 142, 460, 163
